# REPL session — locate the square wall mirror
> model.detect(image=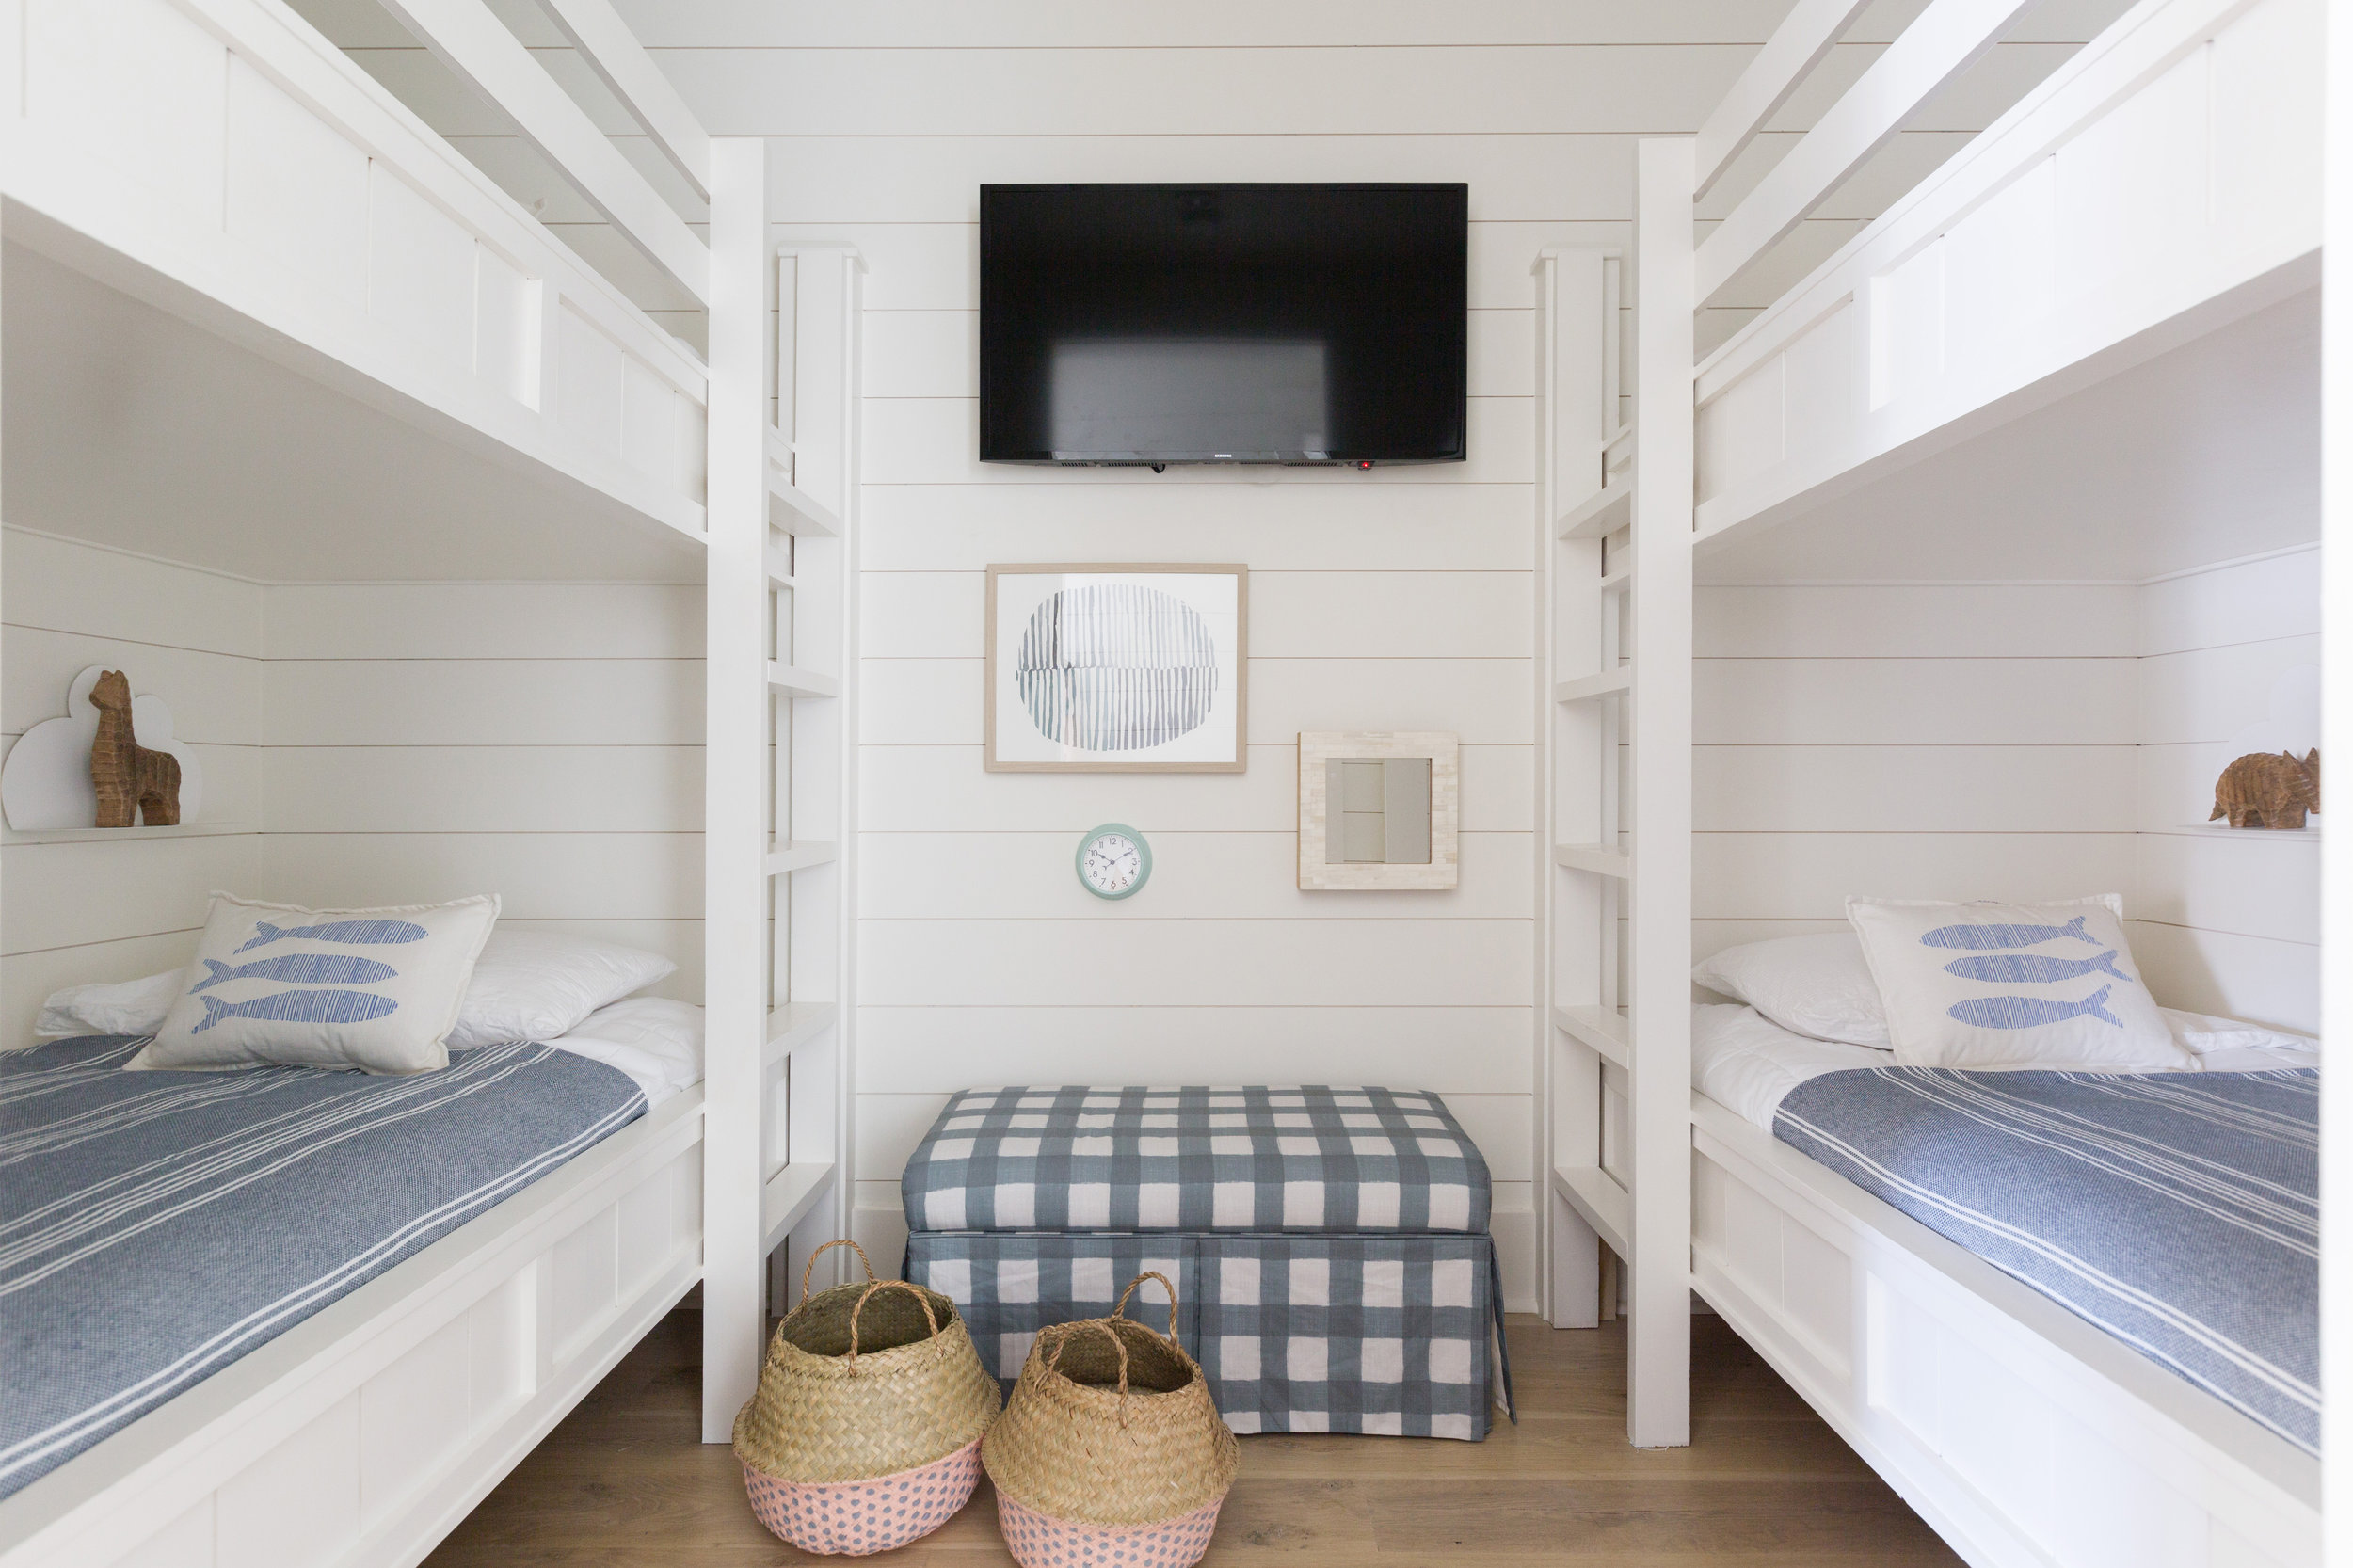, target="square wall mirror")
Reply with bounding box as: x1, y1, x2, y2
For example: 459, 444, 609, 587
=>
1298, 731, 1459, 889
